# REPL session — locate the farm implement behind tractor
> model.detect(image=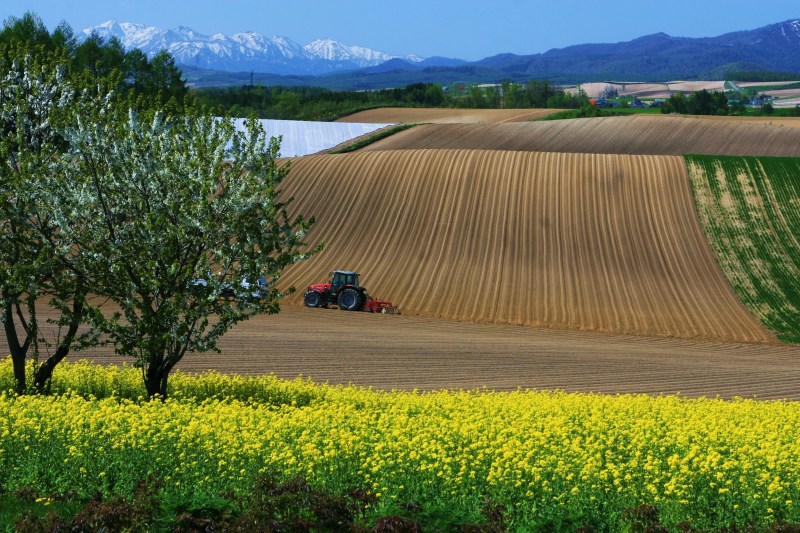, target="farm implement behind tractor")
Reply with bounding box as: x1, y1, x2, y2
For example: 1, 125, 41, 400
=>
303, 270, 400, 314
